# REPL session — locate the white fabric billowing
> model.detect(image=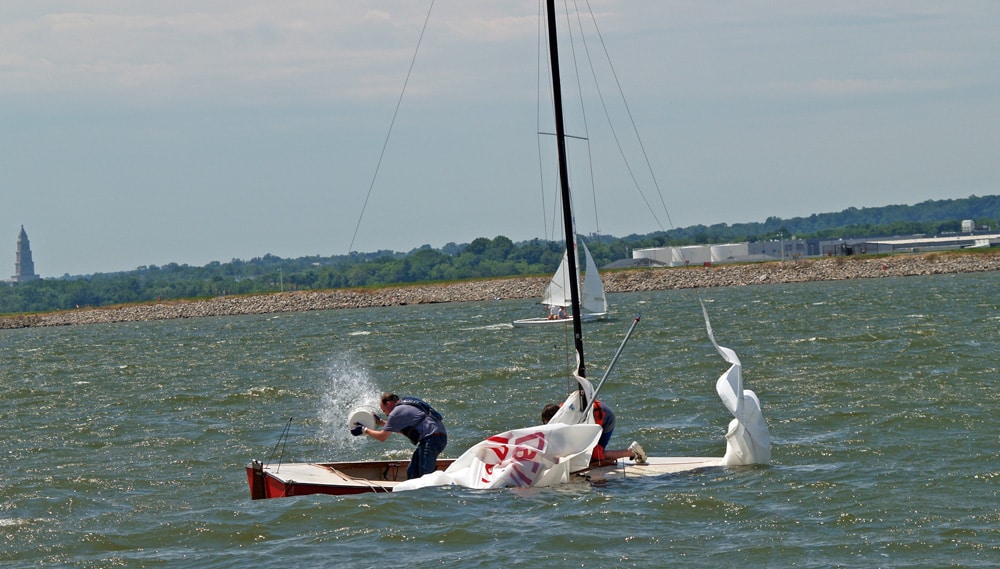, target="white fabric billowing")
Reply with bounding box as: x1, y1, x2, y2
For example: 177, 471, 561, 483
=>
394, 423, 602, 492
544, 375, 599, 473
547, 375, 596, 426
702, 300, 771, 466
